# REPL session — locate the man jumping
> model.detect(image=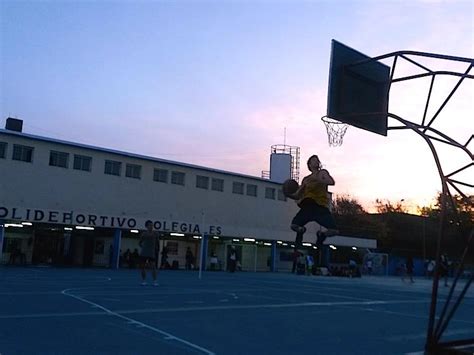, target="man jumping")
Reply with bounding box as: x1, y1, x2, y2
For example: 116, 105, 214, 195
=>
287, 155, 339, 248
